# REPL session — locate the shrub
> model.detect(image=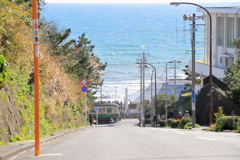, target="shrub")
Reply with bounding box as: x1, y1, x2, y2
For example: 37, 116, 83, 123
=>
216, 116, 240, 131
145, 118, 151, 124
184, 123, 201, 129
158, 120, 166, 127
214, 106, 225, 121
166, 118, 179, 128
237, 121, 240, 133
178, 118, 192, 129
